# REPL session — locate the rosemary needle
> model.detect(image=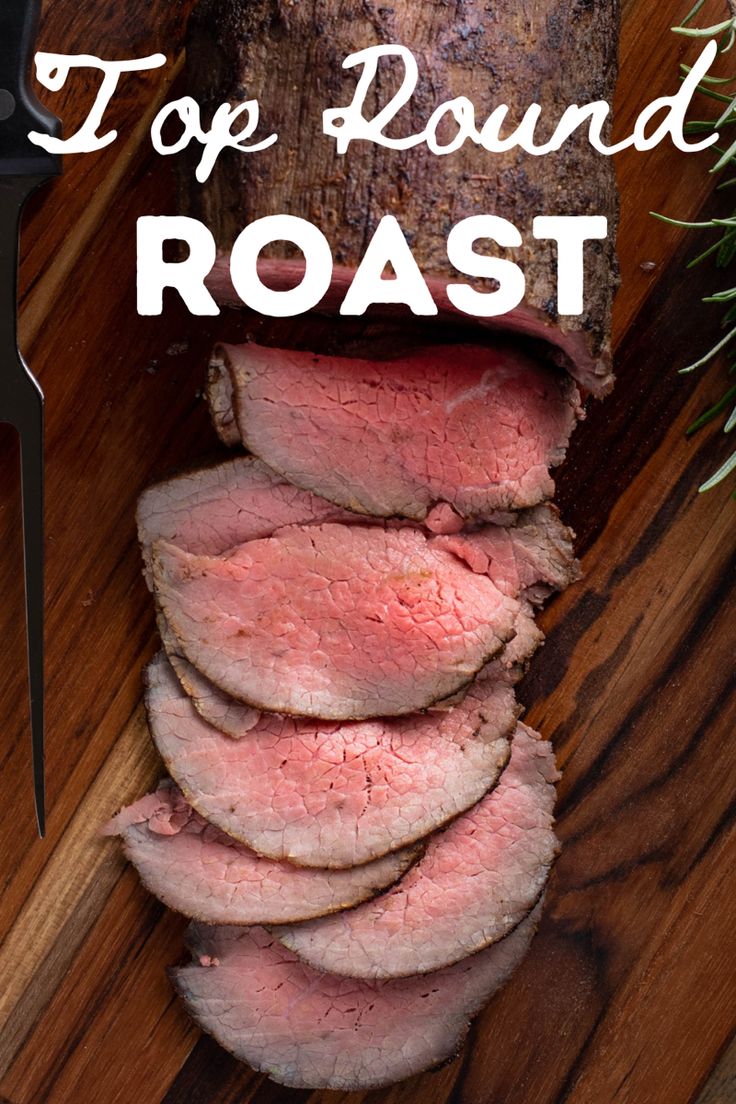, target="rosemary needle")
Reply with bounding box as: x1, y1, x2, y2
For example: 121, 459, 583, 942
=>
654, 3, 736, 493
687, 383, 736, 433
